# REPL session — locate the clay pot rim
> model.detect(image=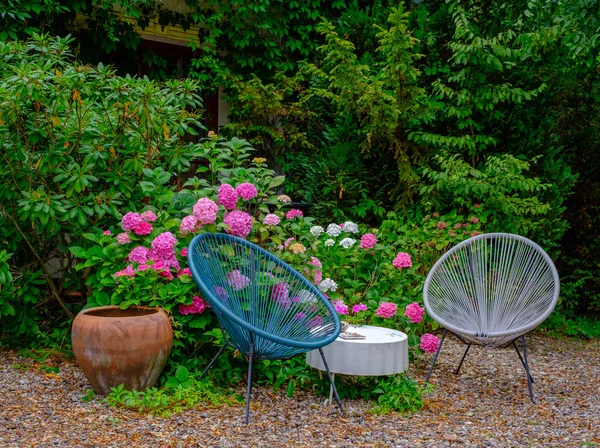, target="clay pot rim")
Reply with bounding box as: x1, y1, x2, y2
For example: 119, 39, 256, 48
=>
80, 305, 165, 319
